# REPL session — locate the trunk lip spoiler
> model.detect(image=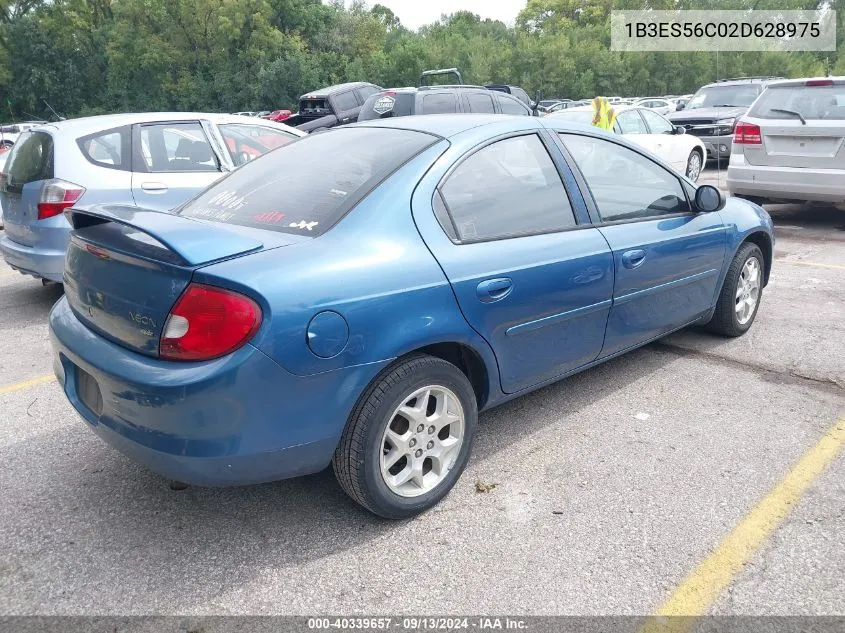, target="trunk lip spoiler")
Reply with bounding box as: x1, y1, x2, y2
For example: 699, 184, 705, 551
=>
68, 204, 264, 266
